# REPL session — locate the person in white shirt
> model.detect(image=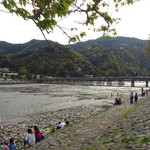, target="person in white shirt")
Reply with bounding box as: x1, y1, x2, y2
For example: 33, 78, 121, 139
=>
24, 128, 35, 147
57, 122, 66, 129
